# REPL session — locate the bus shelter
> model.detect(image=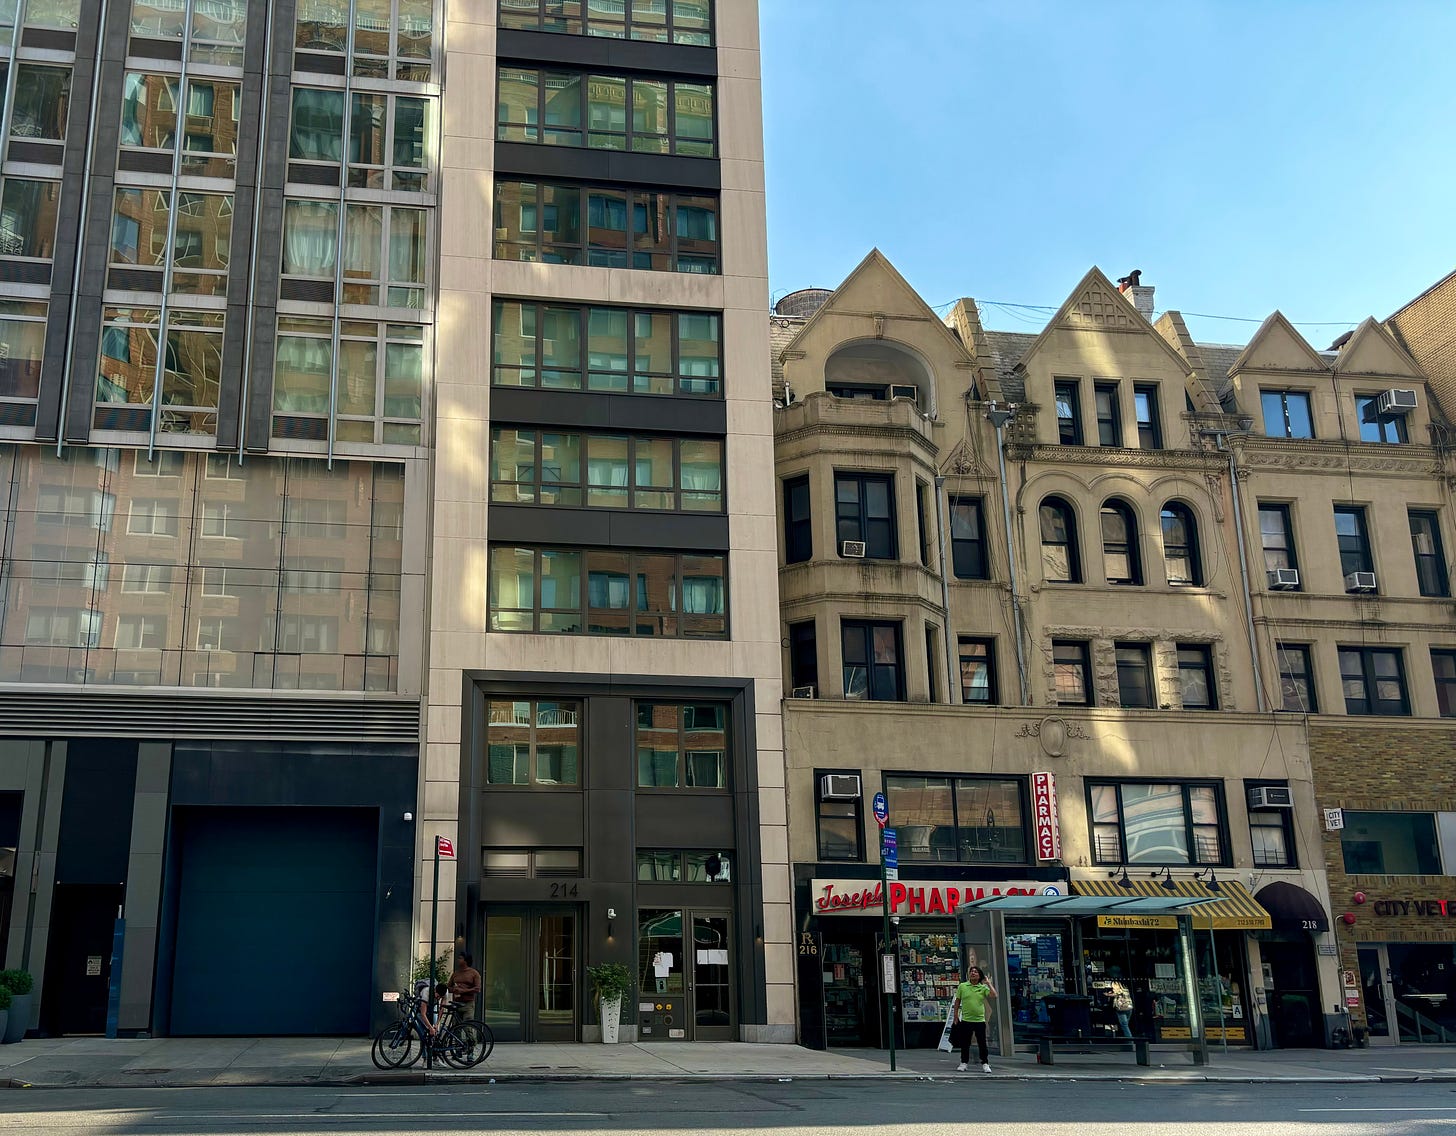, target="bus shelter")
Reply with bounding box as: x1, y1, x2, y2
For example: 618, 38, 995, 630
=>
956, 892, 1224, 1064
